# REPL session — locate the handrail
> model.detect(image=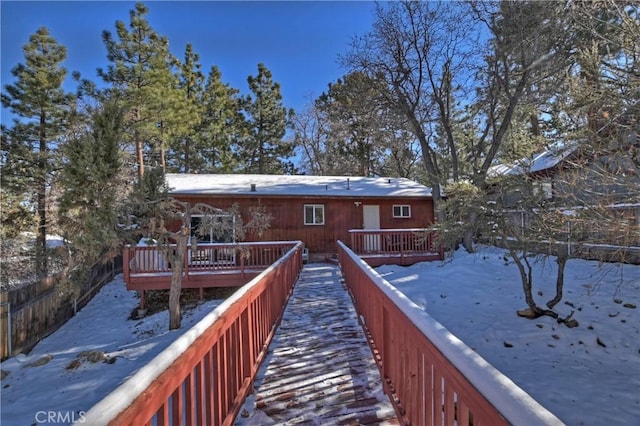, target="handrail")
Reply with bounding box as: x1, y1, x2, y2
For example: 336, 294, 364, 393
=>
80, 242, 304, 426
124, 241, 300, 274
348, 228, 443, 257
337, 240, 563, 426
